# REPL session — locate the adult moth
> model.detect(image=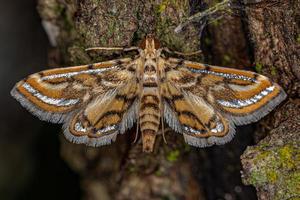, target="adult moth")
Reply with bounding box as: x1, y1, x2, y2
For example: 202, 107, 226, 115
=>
11, 35, 286, 152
